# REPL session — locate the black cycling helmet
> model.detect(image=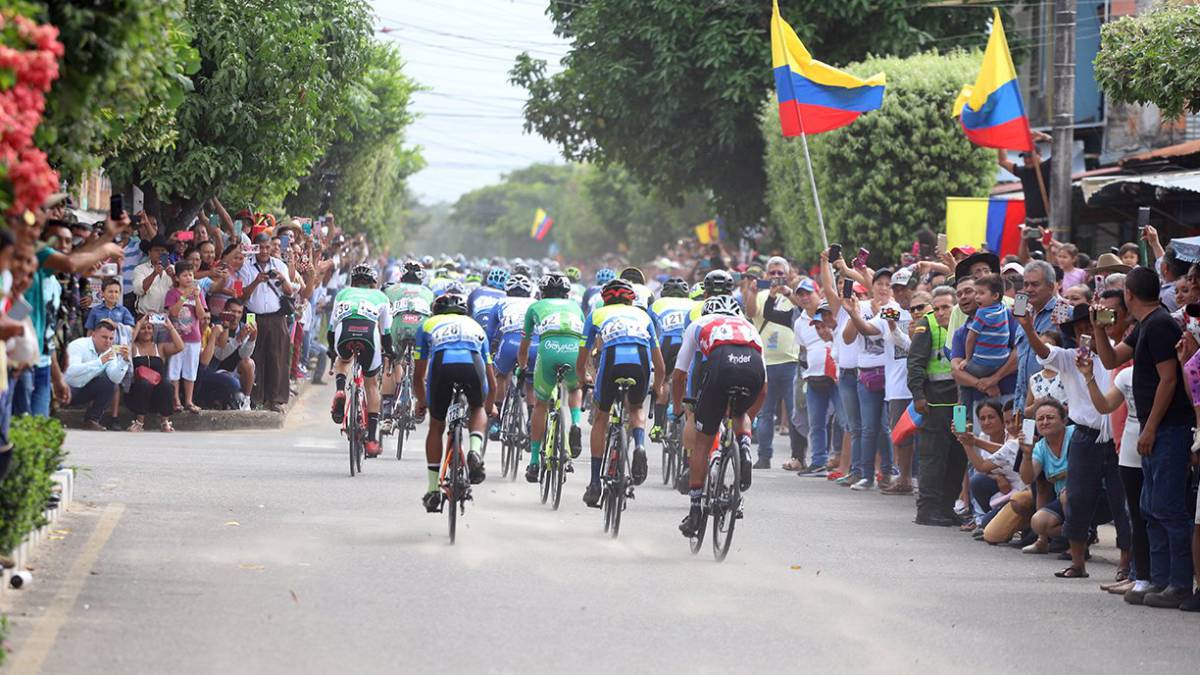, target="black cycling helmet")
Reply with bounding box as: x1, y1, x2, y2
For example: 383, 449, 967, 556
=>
350, 264, 378, 287
703, 269, 735, 297
512, 262, 532, 278
601, 278, 636, 305
619, 266, 645, 285
401, 260, 424, 284
432, 293, 468, 316
539, 272, 571, 299
660, 276, 689, 298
